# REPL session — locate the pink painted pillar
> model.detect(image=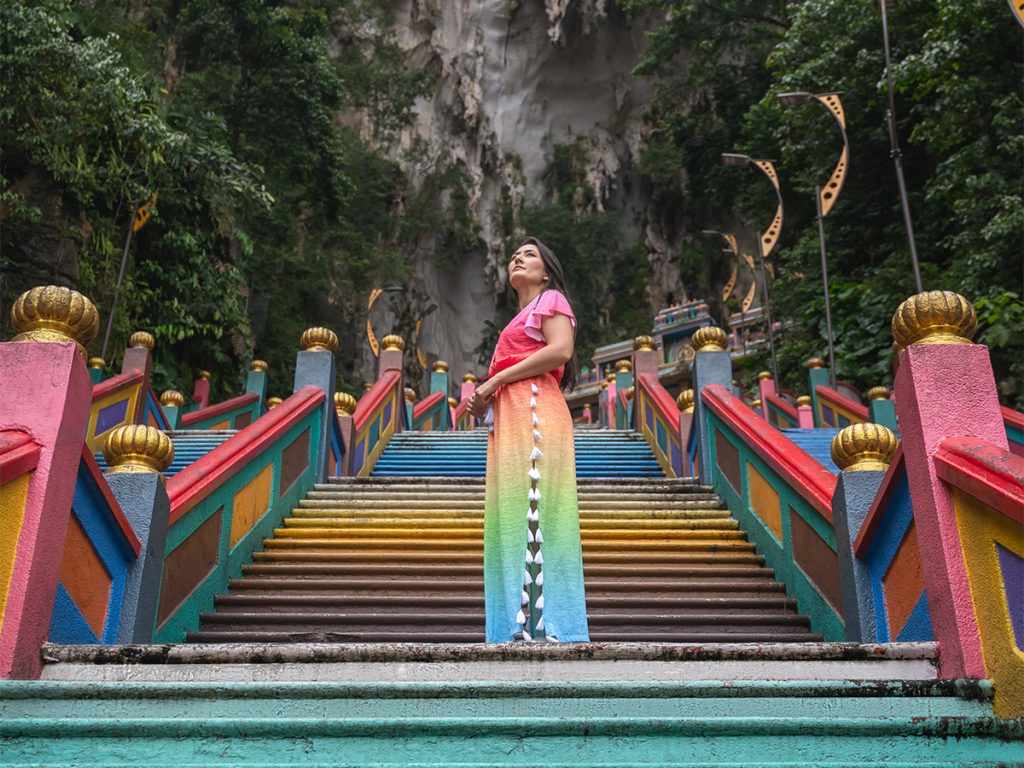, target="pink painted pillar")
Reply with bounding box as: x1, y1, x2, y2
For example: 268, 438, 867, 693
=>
894, 344, 1008, 678
605, 381, 617, 428
583, 404, 592, 424
121, 344, 153, 423
797, 402, 815, 429
757, 374, 775, 421
379, 347, 404, 434
192, 376, 210, 409
0, 342, 92, 678
459, 378, 476, 429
